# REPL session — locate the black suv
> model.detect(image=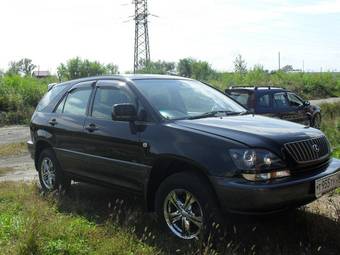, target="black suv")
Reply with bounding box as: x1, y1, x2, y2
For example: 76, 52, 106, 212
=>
28, 75, 340, 240
225, 86, 321, 128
